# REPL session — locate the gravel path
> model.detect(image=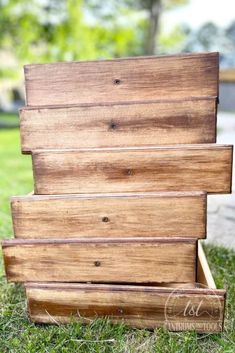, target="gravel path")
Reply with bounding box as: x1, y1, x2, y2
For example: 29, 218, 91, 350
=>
207, 111, 235, 249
